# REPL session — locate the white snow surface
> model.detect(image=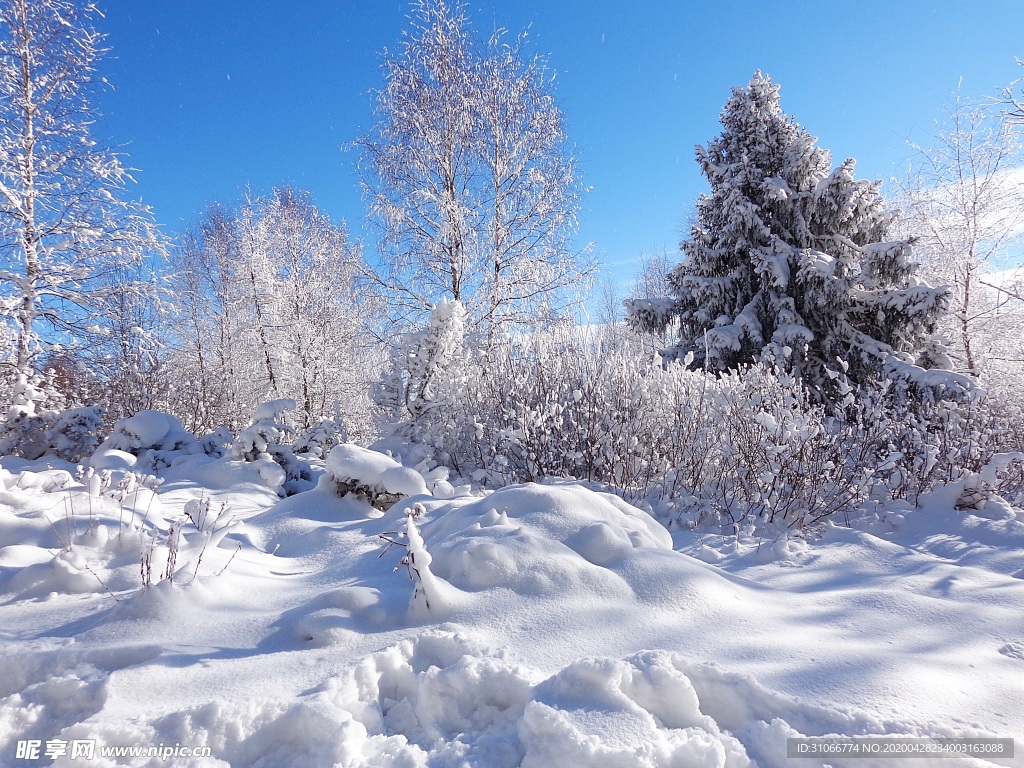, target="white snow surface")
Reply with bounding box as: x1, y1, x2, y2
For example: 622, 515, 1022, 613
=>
0, 454, 1022, 767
